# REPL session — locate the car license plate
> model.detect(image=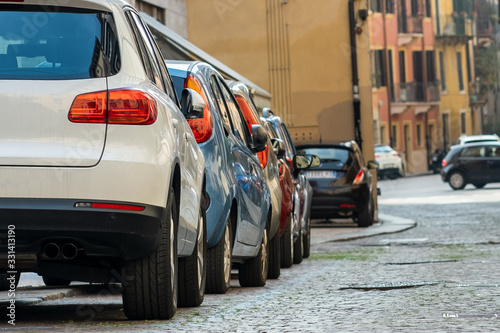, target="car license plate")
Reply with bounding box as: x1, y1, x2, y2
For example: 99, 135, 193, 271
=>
306, 170, 336, 178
